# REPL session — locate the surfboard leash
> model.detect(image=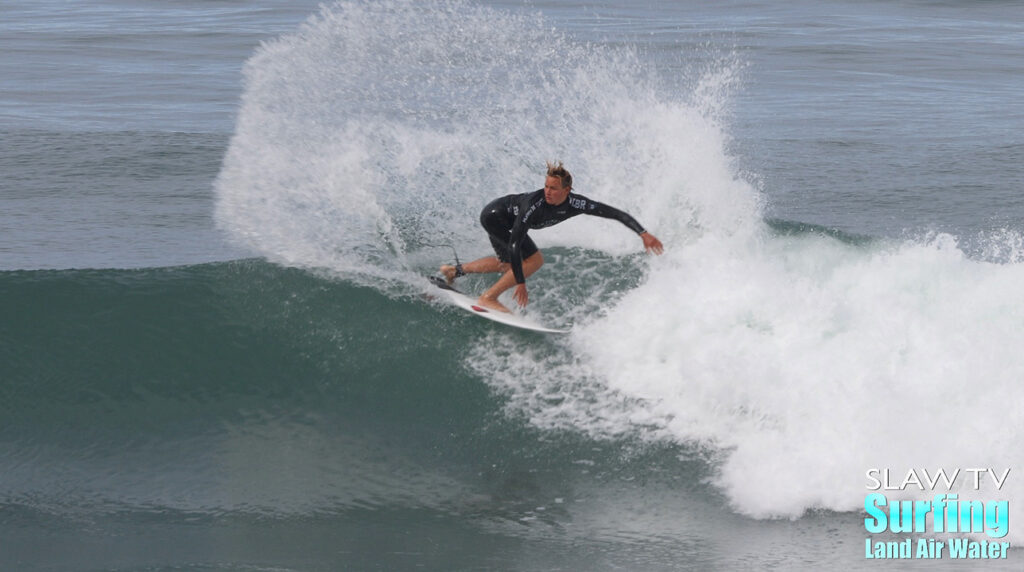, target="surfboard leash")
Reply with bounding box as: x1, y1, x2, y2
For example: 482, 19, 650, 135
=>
423, 242, 465, 277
